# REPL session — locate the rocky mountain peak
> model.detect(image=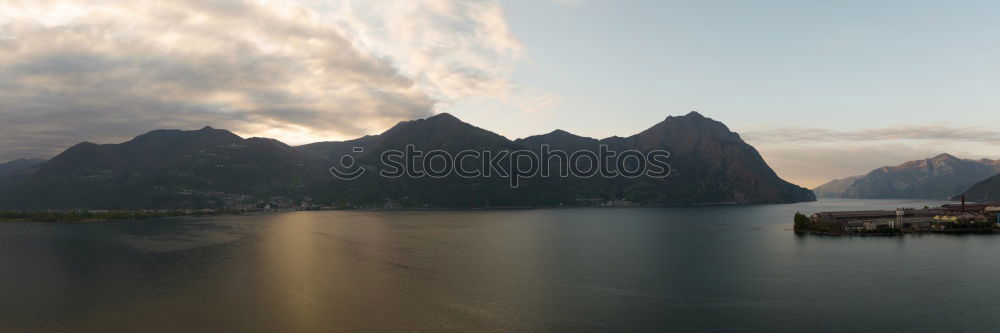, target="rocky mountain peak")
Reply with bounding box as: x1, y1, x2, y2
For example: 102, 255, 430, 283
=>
931, 153, 958, 161
427, 112, 460, 122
